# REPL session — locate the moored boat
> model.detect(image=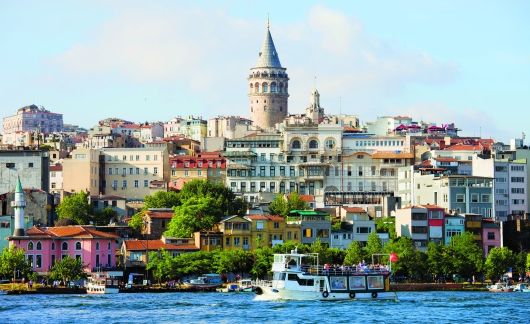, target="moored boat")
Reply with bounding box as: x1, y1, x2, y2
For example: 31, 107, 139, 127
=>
86, 273, 120, 294
187, 274, 223, 289
487, 282, 513, 292
254, 249, 396, 301
513, 283, 530, 292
